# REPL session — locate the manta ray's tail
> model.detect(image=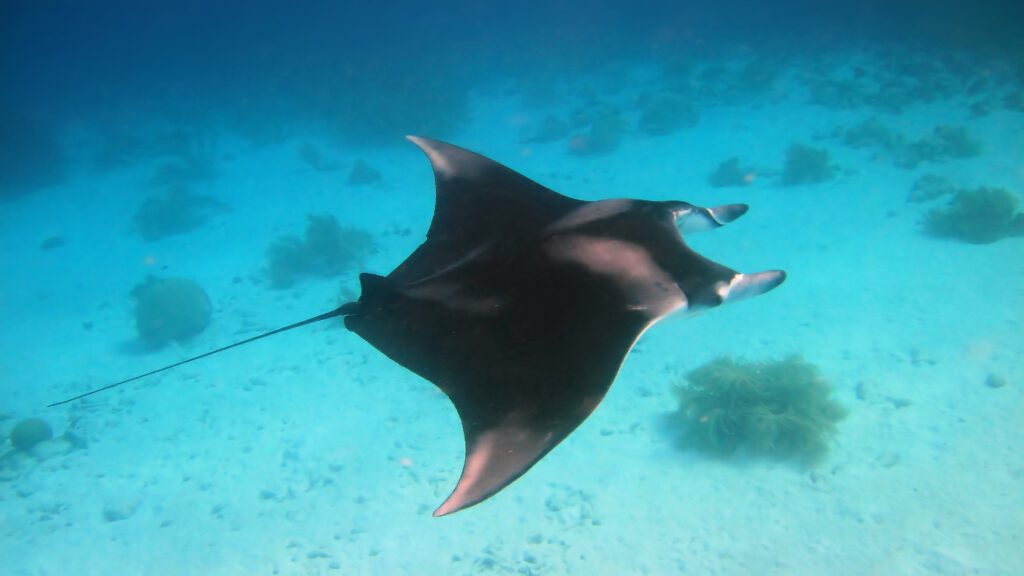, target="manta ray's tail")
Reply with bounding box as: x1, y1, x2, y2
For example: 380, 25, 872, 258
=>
47, 304, 357, 408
